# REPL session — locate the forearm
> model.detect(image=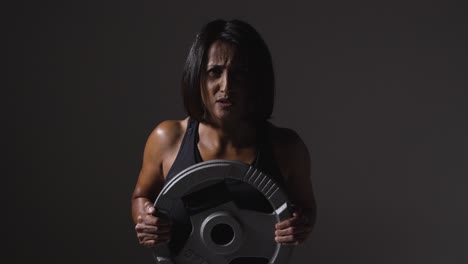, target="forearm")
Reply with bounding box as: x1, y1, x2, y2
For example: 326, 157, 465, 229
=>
131, 197, 153, 224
